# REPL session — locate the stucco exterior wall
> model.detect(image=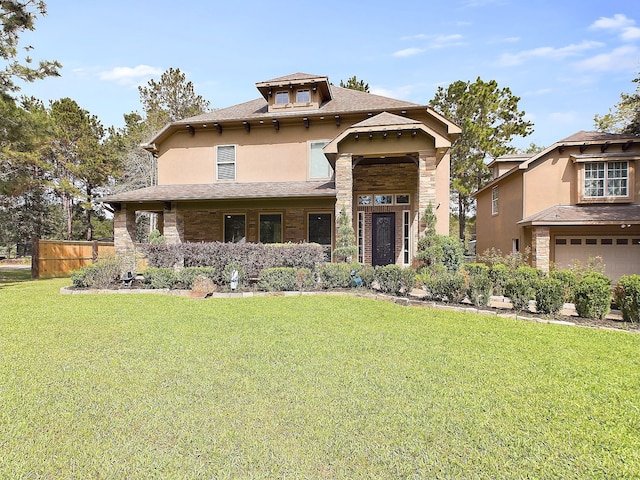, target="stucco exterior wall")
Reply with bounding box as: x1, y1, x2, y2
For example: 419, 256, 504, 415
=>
476, 170, 523, 256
